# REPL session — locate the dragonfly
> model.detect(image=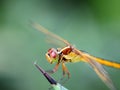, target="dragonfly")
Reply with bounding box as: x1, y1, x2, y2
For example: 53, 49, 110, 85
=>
32, 22, 120, 90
